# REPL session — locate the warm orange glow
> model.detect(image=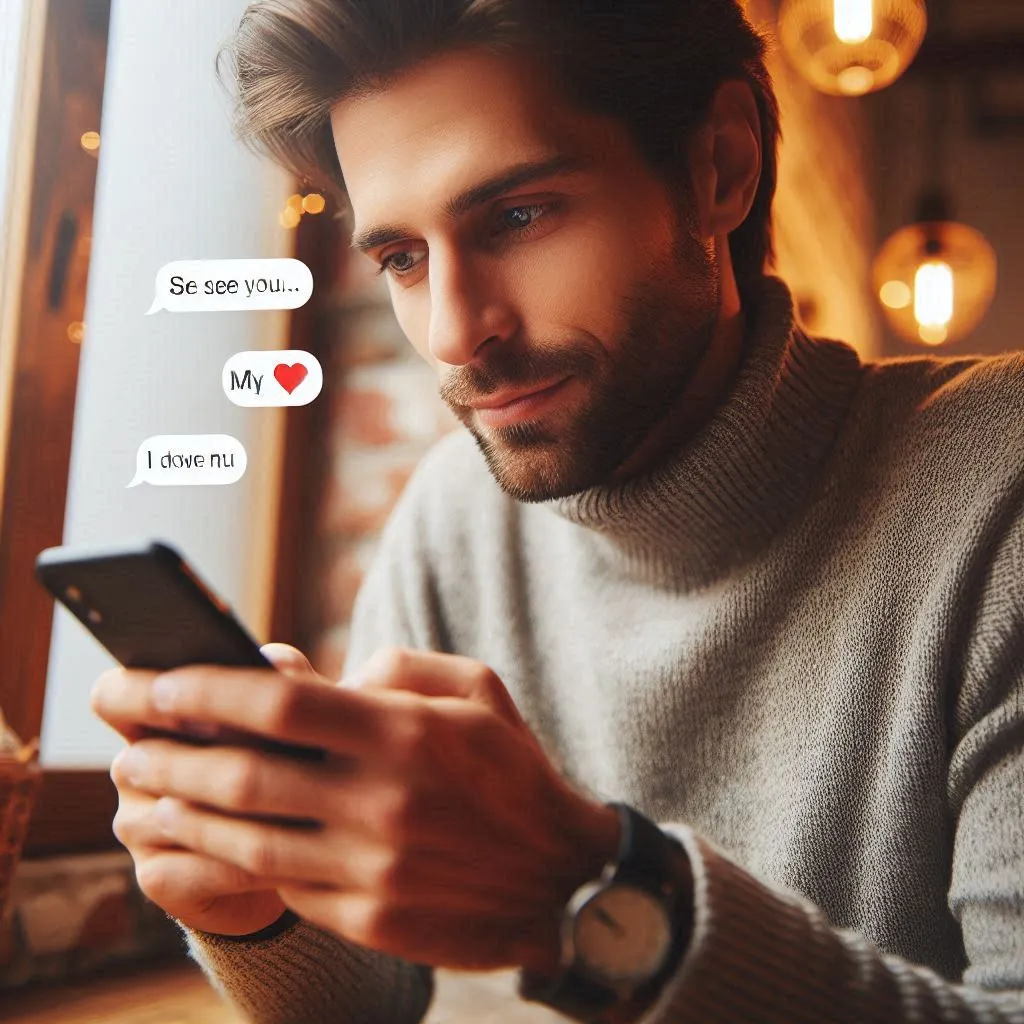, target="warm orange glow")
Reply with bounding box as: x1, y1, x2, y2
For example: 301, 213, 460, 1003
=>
778, 0, 926, 97
836, 66, 876, 95
279, 207, 301, 229
302, 193, 326, 214
918, 324, 948, 346
834, 0, 872, 44
80, 131, 100, 152
879, 280, 912, 310
873, 221, 997, 346
286, 193, 304, 213
914, 261, 954, 331
67, 322, 85, 343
